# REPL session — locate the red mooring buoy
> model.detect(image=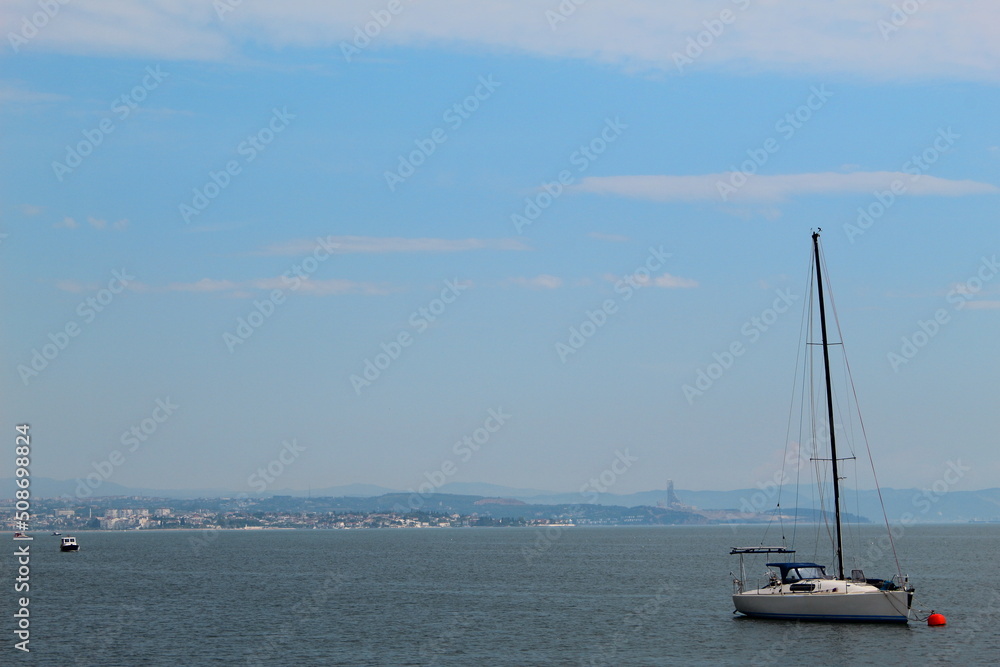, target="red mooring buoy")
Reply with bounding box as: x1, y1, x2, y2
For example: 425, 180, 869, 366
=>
927, 613, 947, 626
